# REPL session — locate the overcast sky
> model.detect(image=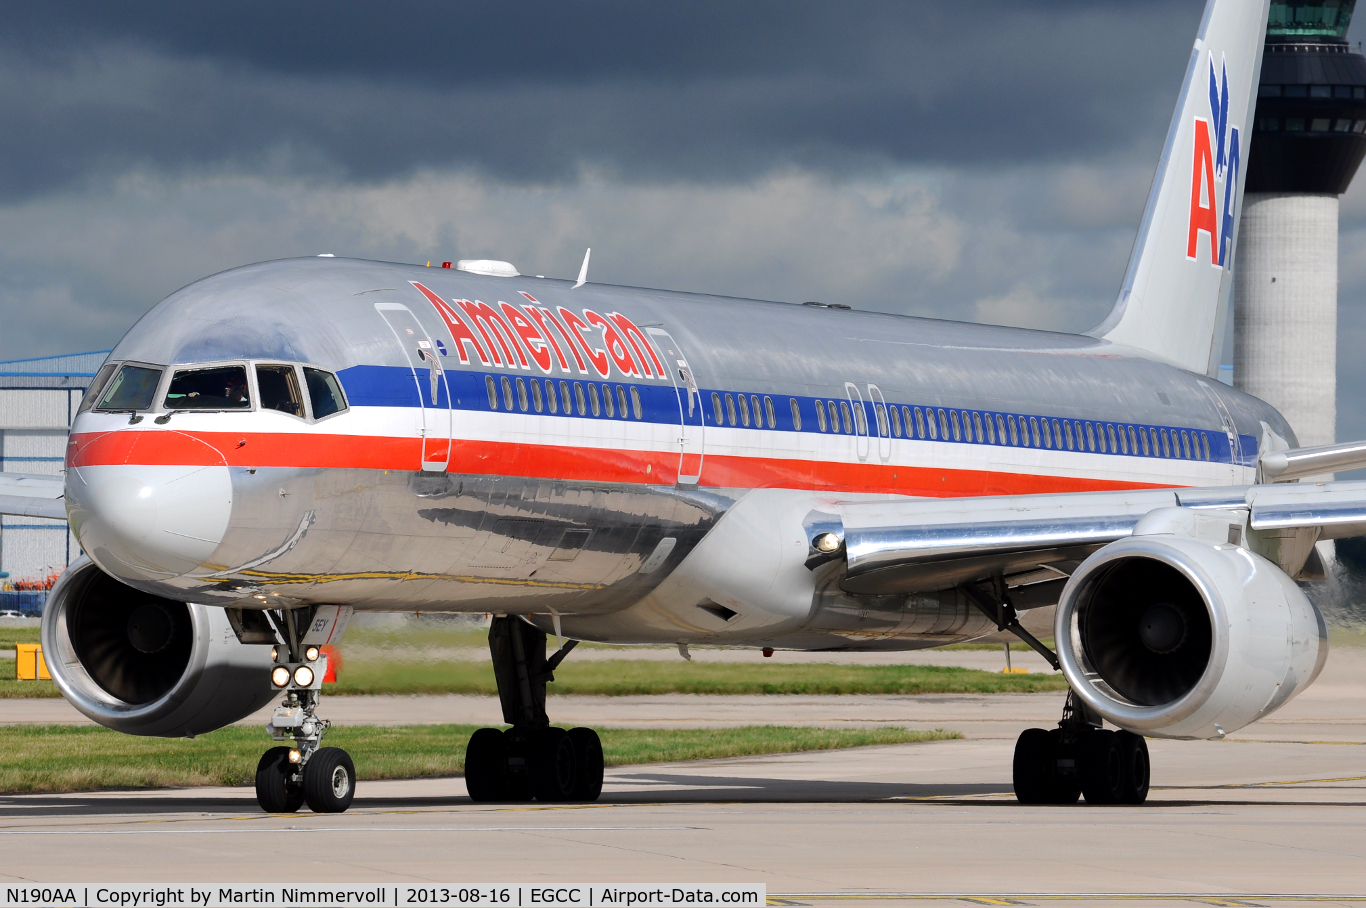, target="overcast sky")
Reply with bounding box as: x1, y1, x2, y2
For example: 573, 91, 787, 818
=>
5, 1, 1366, 439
